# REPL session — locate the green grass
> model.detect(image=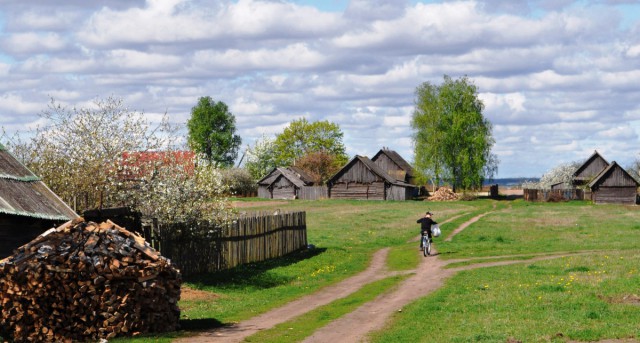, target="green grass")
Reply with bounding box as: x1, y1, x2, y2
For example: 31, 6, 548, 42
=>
104, 198, 640, 342
370, 251, 640, 342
